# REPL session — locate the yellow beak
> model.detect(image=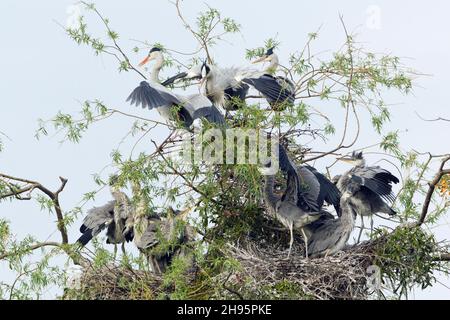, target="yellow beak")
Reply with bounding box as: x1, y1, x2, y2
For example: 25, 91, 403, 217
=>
138, 55, 154, 67
252, 55, 268, 64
